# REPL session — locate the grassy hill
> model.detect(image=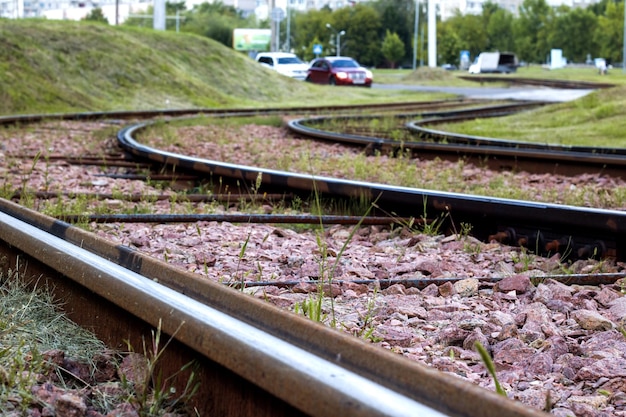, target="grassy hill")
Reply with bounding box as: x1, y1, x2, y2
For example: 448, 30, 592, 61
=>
0, 19, 310, 113
0, 19, 439, 115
